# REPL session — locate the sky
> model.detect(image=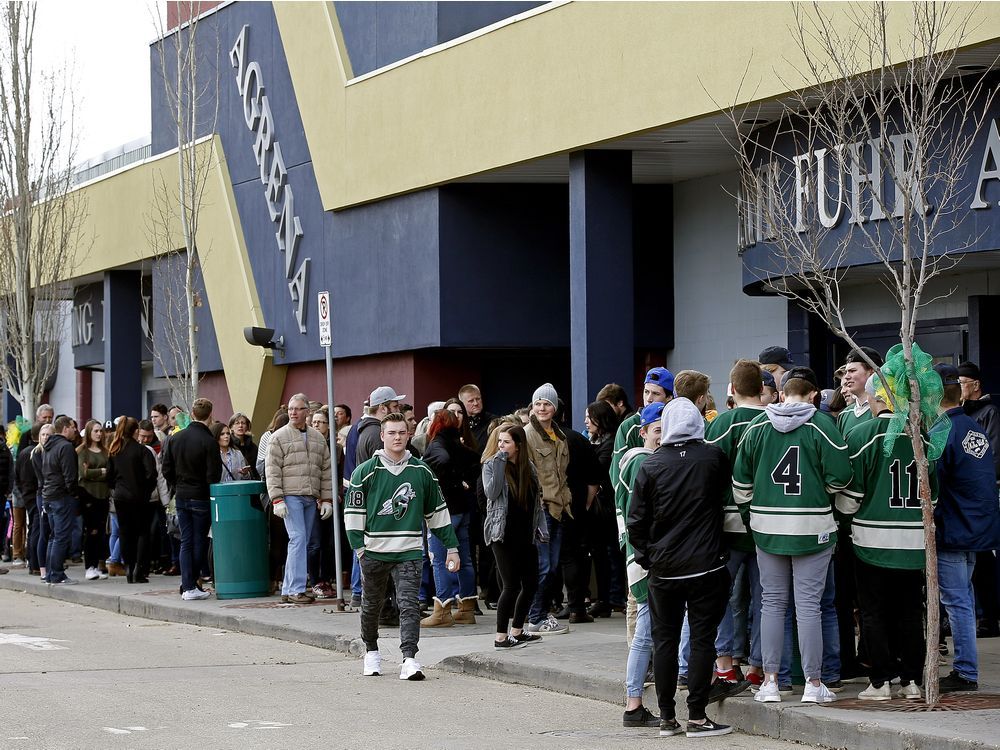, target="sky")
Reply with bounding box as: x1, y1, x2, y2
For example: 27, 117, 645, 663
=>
34, 0, 158, 164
